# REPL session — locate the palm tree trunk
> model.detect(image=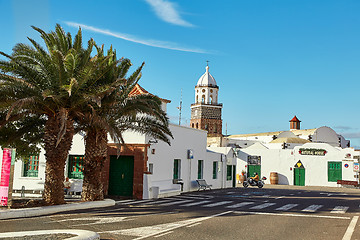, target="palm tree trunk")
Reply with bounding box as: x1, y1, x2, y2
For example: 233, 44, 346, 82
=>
43, 115, 74, 205
81, 128, 107, 201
